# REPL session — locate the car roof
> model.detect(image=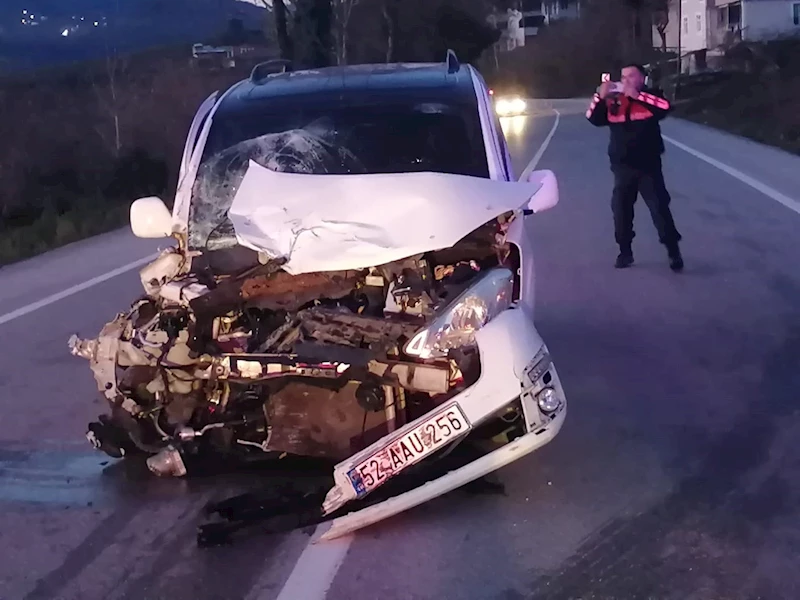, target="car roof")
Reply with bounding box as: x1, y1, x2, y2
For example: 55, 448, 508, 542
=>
215, 61, 479, 115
